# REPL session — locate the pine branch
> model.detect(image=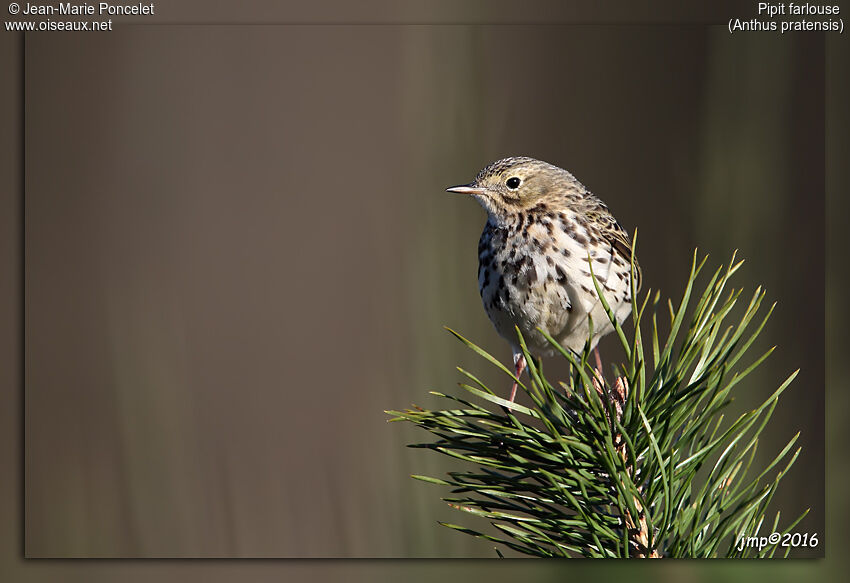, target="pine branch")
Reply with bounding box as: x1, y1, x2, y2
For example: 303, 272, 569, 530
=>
387, 250, 805, 558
